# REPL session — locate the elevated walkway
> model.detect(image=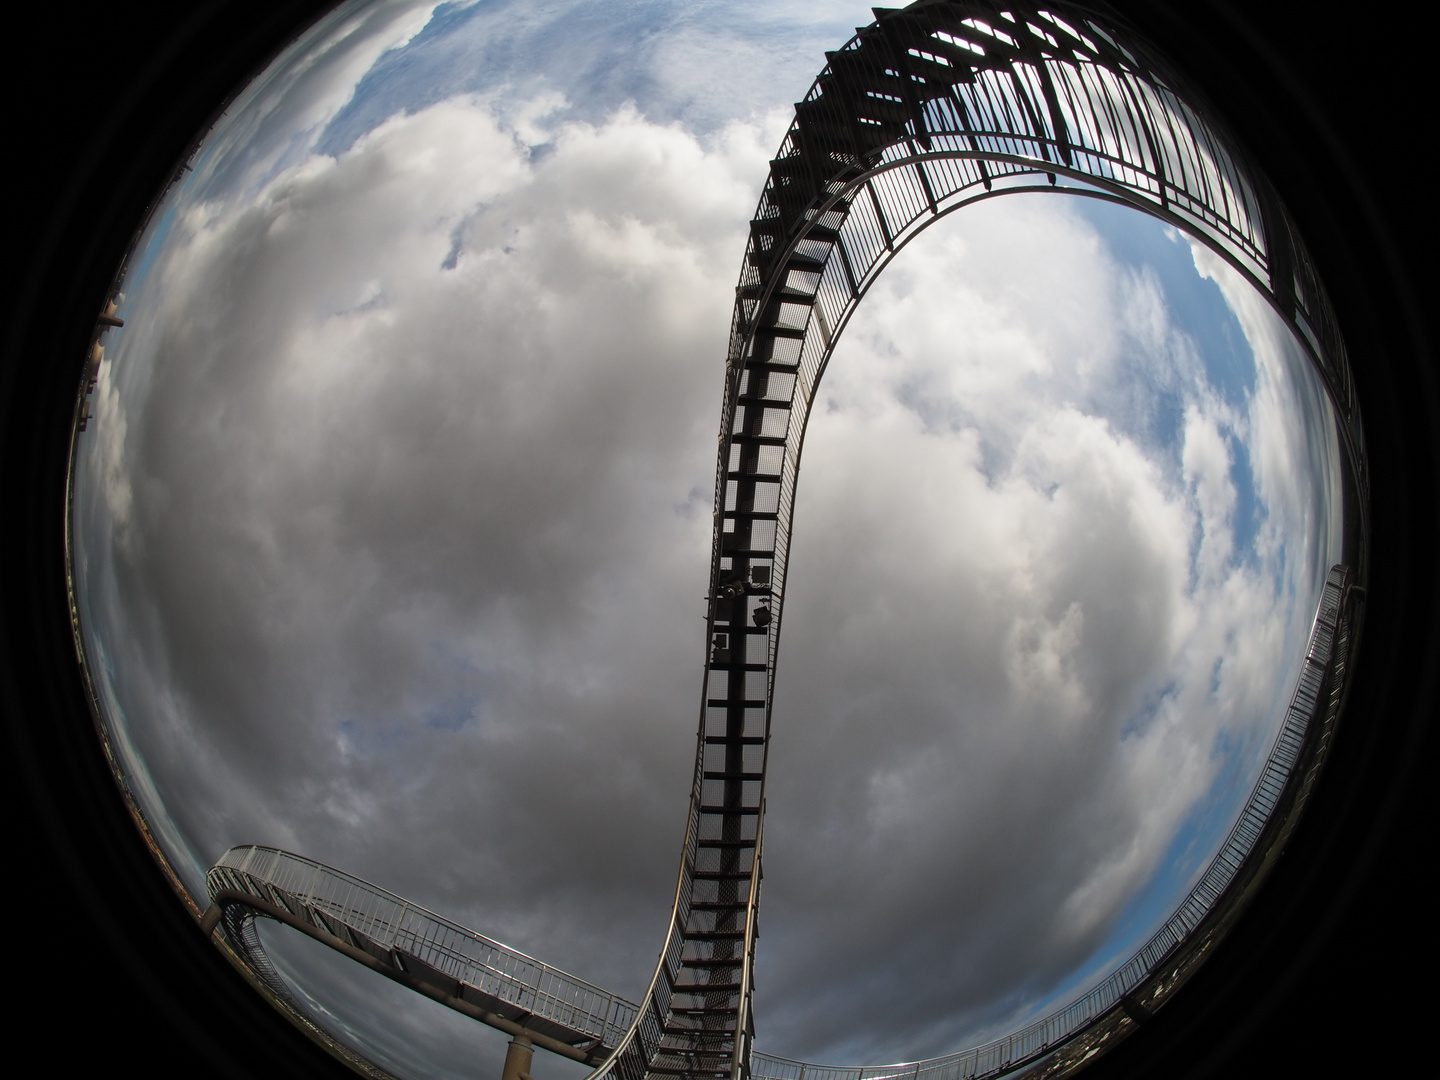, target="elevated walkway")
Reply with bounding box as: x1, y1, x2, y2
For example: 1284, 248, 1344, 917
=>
208, 567, 1357, 1080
